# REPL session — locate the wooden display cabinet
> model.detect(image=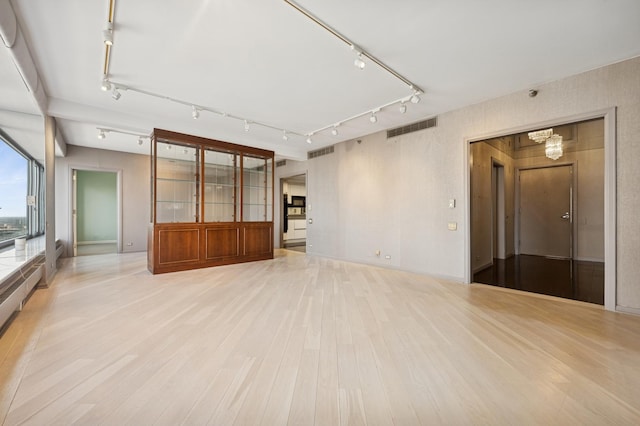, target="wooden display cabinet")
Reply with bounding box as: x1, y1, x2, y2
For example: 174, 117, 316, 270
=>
148, 129, 274, 274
